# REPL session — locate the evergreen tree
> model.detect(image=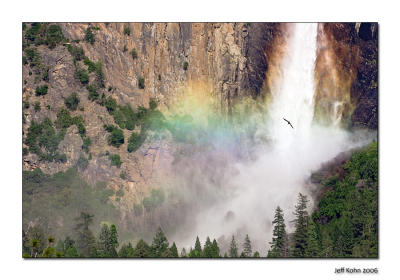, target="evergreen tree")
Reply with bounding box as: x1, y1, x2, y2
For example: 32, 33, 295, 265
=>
228, 235, 238, 258
305, 220, 321, 257
169, 242, 179, 258
118, 242, 135, 257
110, 224, 119, 249
189, 236, 202, 258
203, 237, 213, 257
242, 234, 252, 257
151, 227, 169, 257
211, 239, 220, 258
268, 206, 287, 258
253, 251, 260, 258
74, 211, 97, 257
134, 239, 151, 257
180, 248, 187, 258
291, 193, 309, 257
97, 223, 117, 257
